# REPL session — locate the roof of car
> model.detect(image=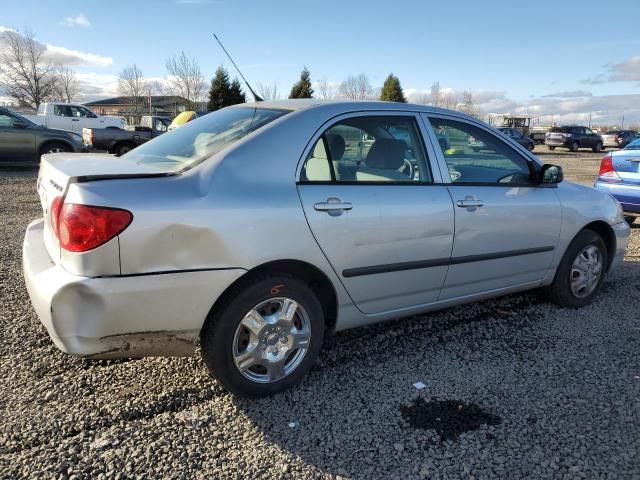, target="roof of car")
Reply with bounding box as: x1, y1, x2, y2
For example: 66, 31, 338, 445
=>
235, 99, 474, 118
